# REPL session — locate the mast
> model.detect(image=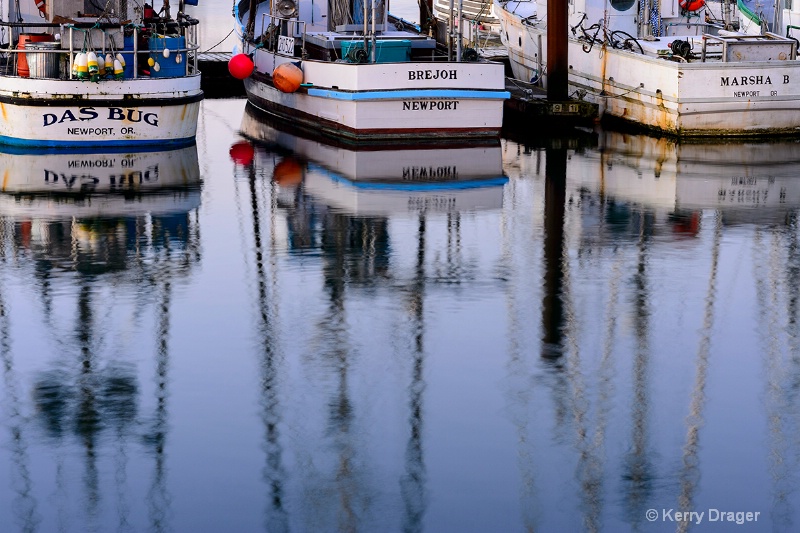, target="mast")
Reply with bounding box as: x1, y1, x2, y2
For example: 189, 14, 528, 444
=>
723, 0, 733, 30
